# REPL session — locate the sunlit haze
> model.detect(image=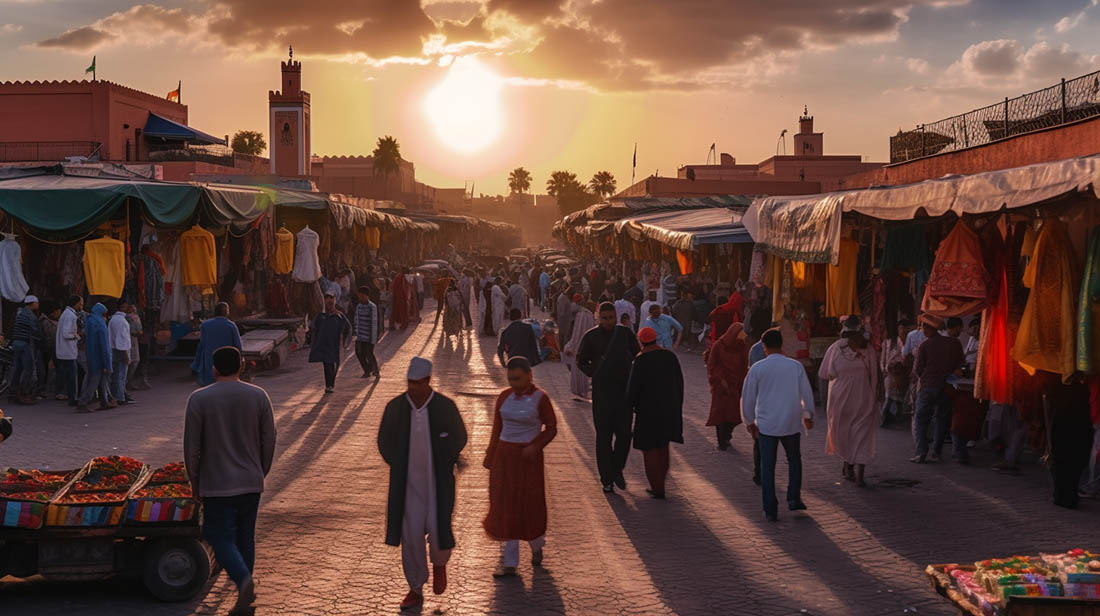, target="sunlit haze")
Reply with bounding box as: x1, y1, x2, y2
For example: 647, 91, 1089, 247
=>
423, 57, 504, 153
